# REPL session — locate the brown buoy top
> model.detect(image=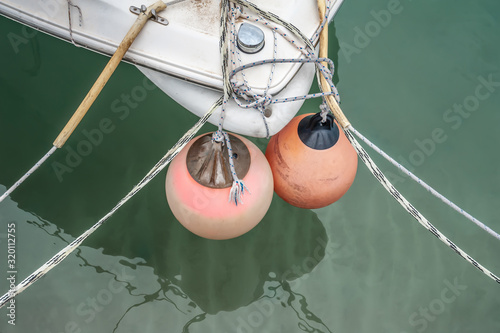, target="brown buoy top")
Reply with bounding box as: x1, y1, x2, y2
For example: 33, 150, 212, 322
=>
186, 133, 251, 188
